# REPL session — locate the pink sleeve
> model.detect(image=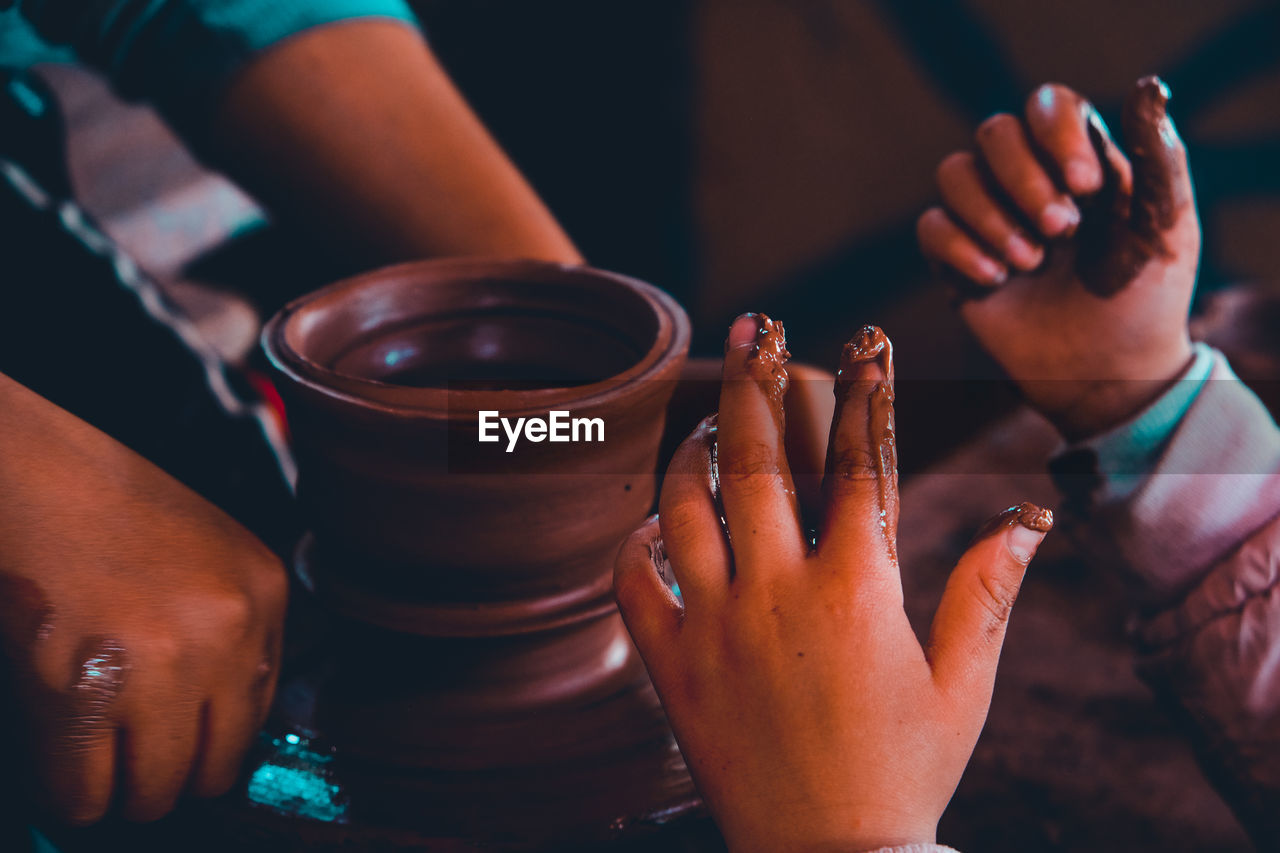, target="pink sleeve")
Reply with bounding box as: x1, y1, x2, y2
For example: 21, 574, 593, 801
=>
1060, 351, 1280, 608
1060, 349, 1280, 844
1133, 515, 1280, 843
